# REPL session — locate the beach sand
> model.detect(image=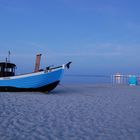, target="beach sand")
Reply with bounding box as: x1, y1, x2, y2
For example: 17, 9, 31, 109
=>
0, 84, 140, 140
